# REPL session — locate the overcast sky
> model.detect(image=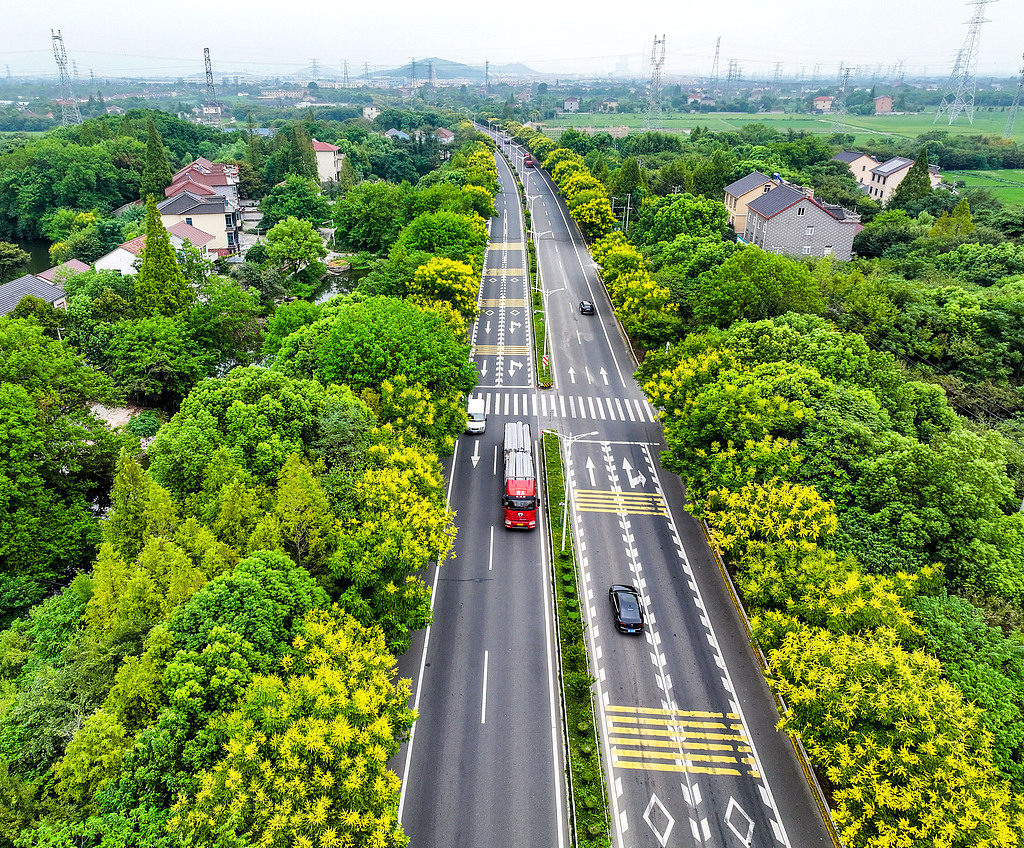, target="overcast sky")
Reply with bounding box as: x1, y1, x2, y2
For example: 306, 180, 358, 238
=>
3, 0, 1023, 83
